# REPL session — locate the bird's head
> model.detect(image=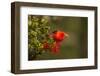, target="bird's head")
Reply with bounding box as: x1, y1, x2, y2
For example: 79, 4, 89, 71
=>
52, 30, 69, 42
